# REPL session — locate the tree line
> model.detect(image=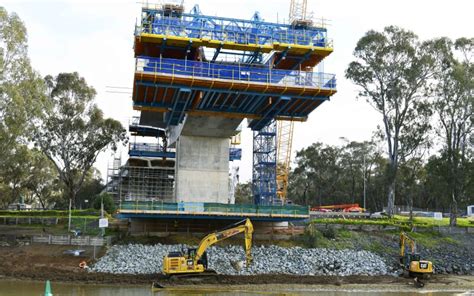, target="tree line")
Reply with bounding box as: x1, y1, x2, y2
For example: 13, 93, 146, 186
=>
287, 140, 473, 216
0, 7, 126, 210
242, 27, 473, 225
